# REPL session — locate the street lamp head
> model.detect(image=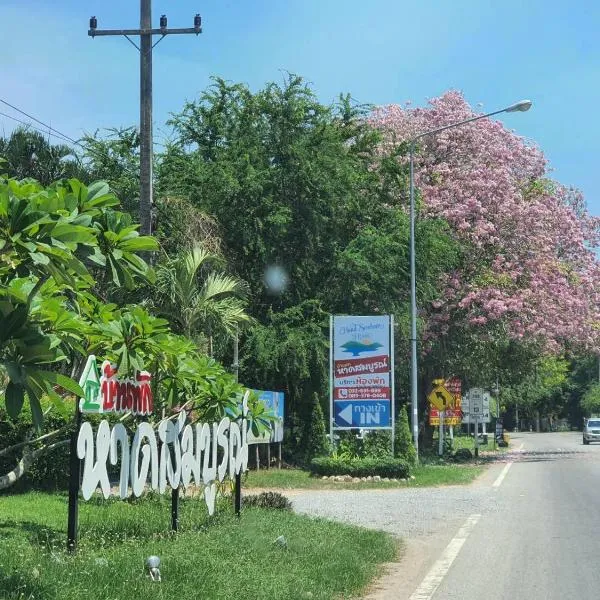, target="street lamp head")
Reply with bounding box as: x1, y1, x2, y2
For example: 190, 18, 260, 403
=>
505, 99, 532, 113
